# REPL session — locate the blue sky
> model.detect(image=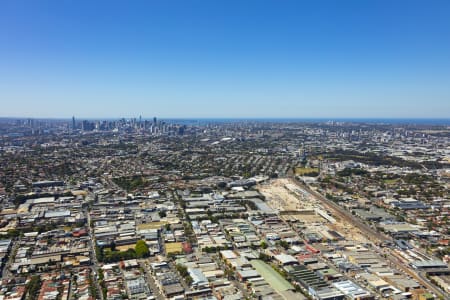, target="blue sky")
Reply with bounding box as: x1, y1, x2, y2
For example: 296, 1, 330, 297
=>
0, 0, 449, 118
